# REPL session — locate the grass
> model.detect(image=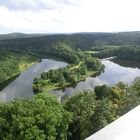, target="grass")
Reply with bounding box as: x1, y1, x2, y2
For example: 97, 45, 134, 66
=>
19, 61, 37, 72
85, 51, 97, 54
4, 61, 34, 82
19, 56, 38, 72
70, 61, 83, 70
80, 51, 96, 54
100, 45, 121, 48
43, 82, 71, 92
